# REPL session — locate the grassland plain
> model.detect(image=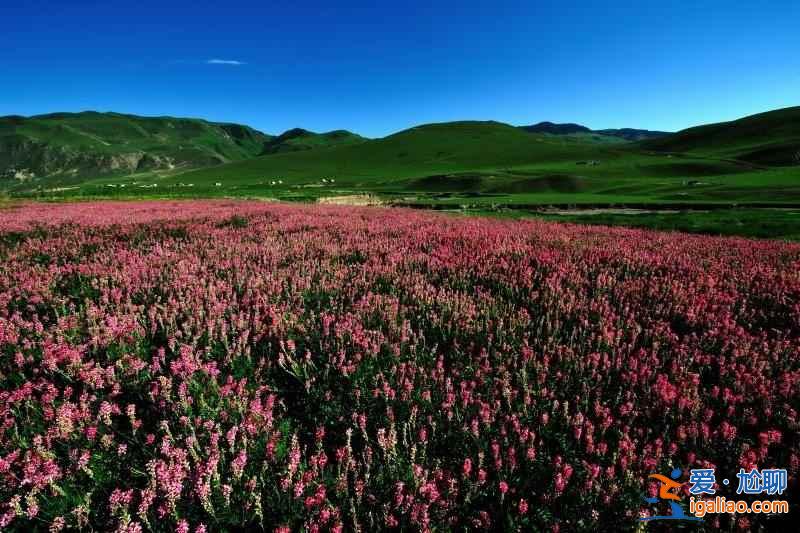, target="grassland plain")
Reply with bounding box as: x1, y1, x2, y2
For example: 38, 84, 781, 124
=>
4, 107, 800, 239
467, 208, 800, 241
